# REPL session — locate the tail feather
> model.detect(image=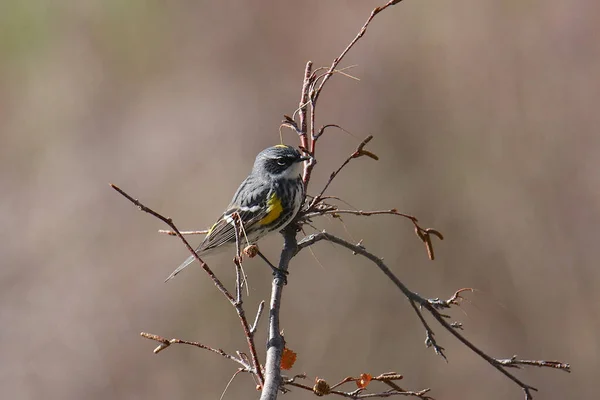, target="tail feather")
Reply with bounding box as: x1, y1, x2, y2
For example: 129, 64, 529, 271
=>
165, 254, 196, 282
